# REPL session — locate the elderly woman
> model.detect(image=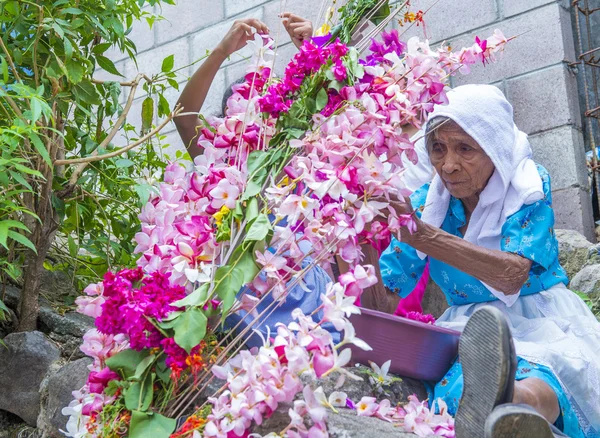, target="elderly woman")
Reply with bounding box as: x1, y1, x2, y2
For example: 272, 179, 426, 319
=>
380, 85, 600, 438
